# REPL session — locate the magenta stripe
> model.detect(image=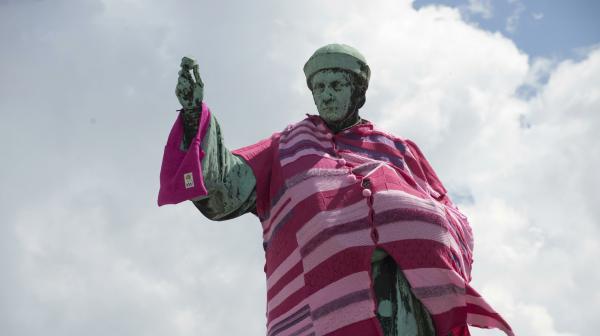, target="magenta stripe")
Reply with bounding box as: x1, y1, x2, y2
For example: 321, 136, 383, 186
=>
281, 321, 313, 336
375, 208, 447, 228
268, 300, 309, 331
373, 189, 445, 217
403, 268, 465, 288
270, 168, 349, 211
280, 148, 336, 167
279, 140, 333, 160
296, 199, 368, 246
266, 176, 356, 239
267, 248, 301, 289
340, 132, 401, 152
312, 296, 375, 335
420, 293, 465, 314
467, 313, 515, 336
280, 132, 330, 149
338, 151, 374, 165
412, 284, 465, 299
263, 197, 291, 237
300, 217, 370, 258
280, 131, 327, 148
281, 124, 322, 143
268, 274, 305, 311
268, 306, 311, 336
465, 295, 496, 314
335, 141, 405, 170
302, 228, 372, 272
307, 271, 371, 306
311, 289, 371, 319
377, 220, 462, 254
